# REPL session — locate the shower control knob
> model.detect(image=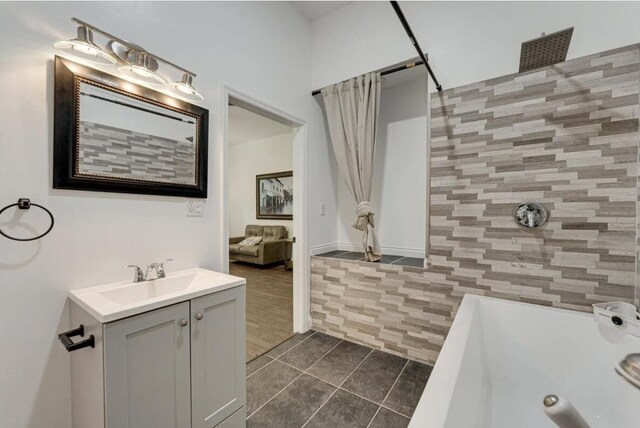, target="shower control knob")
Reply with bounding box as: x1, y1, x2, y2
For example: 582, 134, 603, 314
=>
612, 316, 624, 326
513, 202, 548, 228
196, 312, 203, 321
180, 319, 188, 327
